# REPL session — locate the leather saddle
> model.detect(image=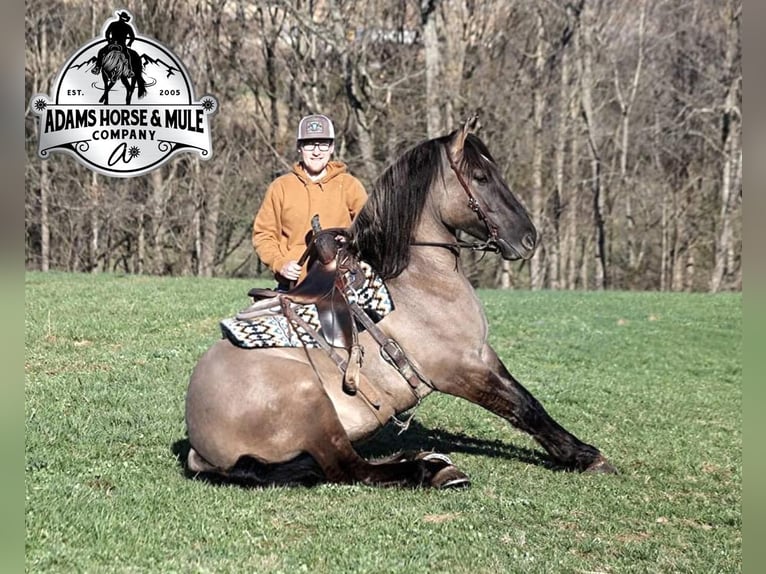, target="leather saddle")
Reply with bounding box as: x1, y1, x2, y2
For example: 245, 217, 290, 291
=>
237, 221, 363, 352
